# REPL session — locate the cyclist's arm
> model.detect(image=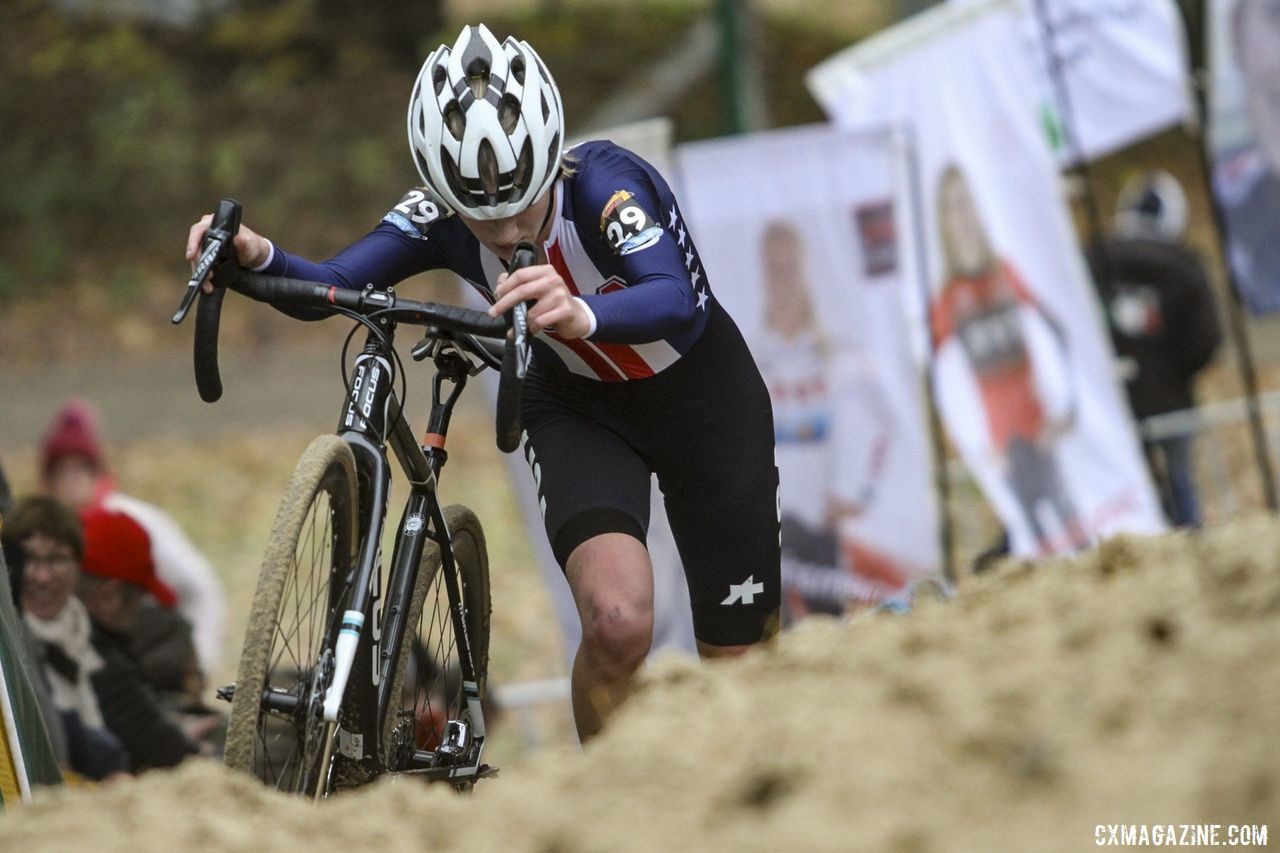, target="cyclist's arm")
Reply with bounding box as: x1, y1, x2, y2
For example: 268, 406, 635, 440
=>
259, 221, 445, 292
251, 194, 452, 320
573, 153, 700, 345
